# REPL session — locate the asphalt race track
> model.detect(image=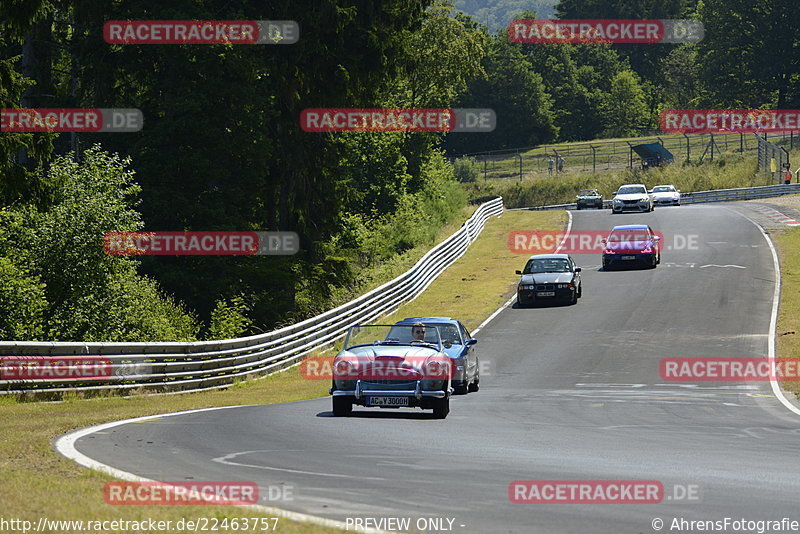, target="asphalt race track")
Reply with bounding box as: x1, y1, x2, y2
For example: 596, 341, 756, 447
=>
69, 204, 800, 534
